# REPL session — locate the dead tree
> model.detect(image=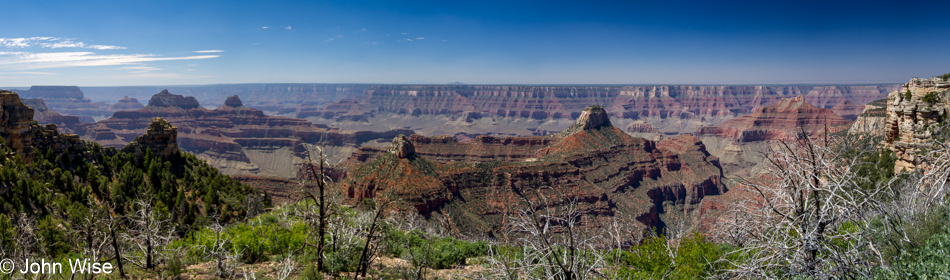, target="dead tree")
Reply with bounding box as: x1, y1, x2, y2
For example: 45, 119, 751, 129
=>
122, 197, 176, 270
721, 131, 889, 278
298, 142, 334, 272
486, 187, 608, 280
354, 197, 392, 278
